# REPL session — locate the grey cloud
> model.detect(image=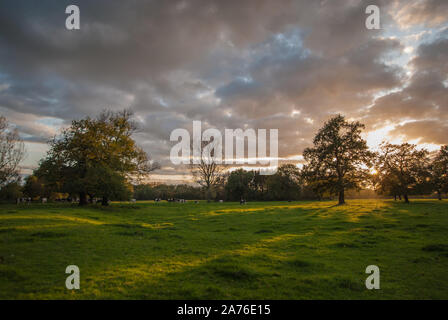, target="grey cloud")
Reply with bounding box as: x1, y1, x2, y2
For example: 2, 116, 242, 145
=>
367, 29, 448, 135
391, 120, 448, 144
394, 0, 448, 28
